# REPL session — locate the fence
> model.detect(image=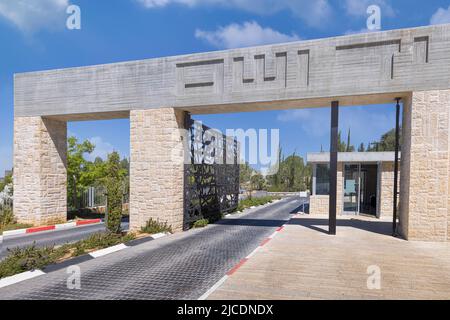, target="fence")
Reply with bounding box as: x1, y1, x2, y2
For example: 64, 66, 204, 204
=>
77, 186, 129, 210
